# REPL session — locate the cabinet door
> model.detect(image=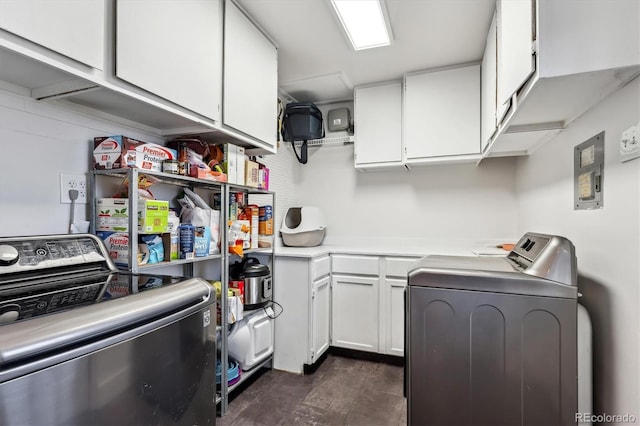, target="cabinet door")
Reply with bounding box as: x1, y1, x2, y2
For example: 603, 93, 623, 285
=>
404, 64, 480, 160
311, 275, 331, 362
354, 82, 403, 169
496, 0, 534, 122
331, 275, 379, 352
481, 11, 498, 152
0, 0, 104, 69
224, 0, 277, 148
116, 0, 222, 121
383, 278, 406, 356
